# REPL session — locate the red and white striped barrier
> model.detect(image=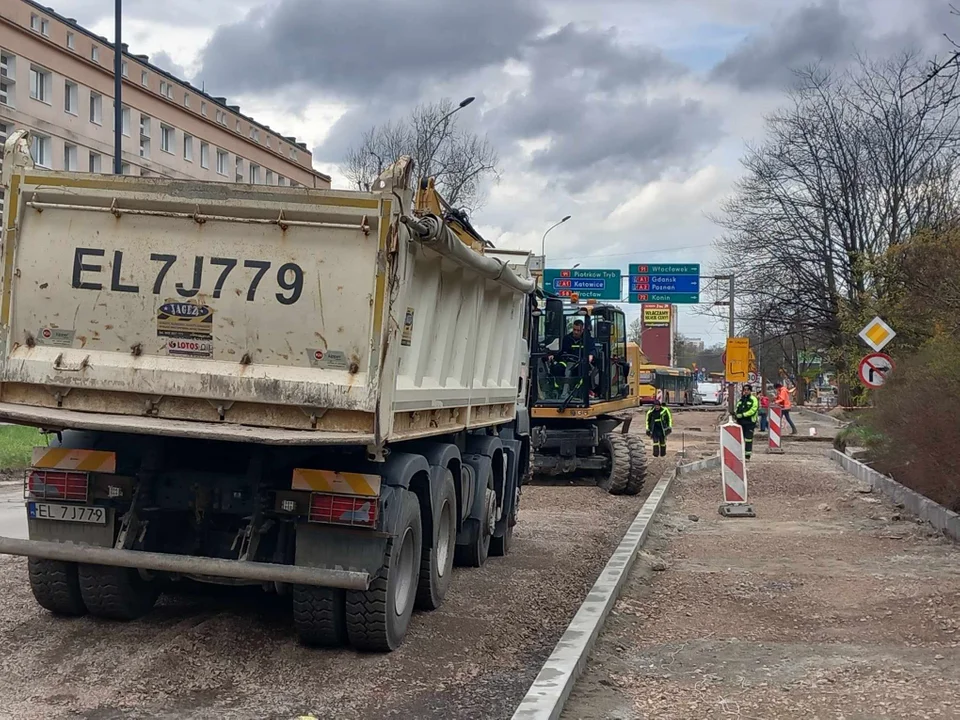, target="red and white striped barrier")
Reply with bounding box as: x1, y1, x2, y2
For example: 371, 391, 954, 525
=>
719, 423, 756, 517
768, 406, 784, 453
